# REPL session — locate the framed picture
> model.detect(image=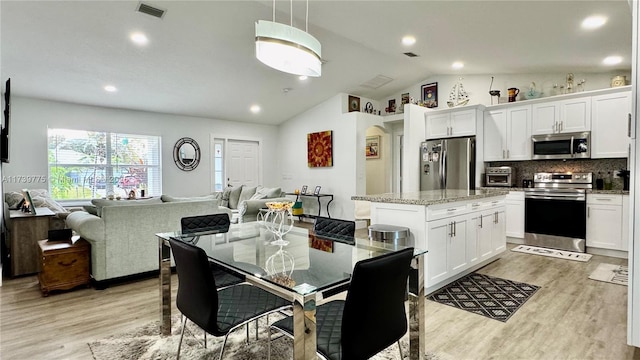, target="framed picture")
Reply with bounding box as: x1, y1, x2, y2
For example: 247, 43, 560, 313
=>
387, 99, 396, 113
307, 130, 333, 167
313, 185, 321, 195
366, 135, 380, 159
401, 92, 410, 107
421, 82, 438, 108
348, 95, 360, 112
301, 185, 308, 194
21, 189, 37, 214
